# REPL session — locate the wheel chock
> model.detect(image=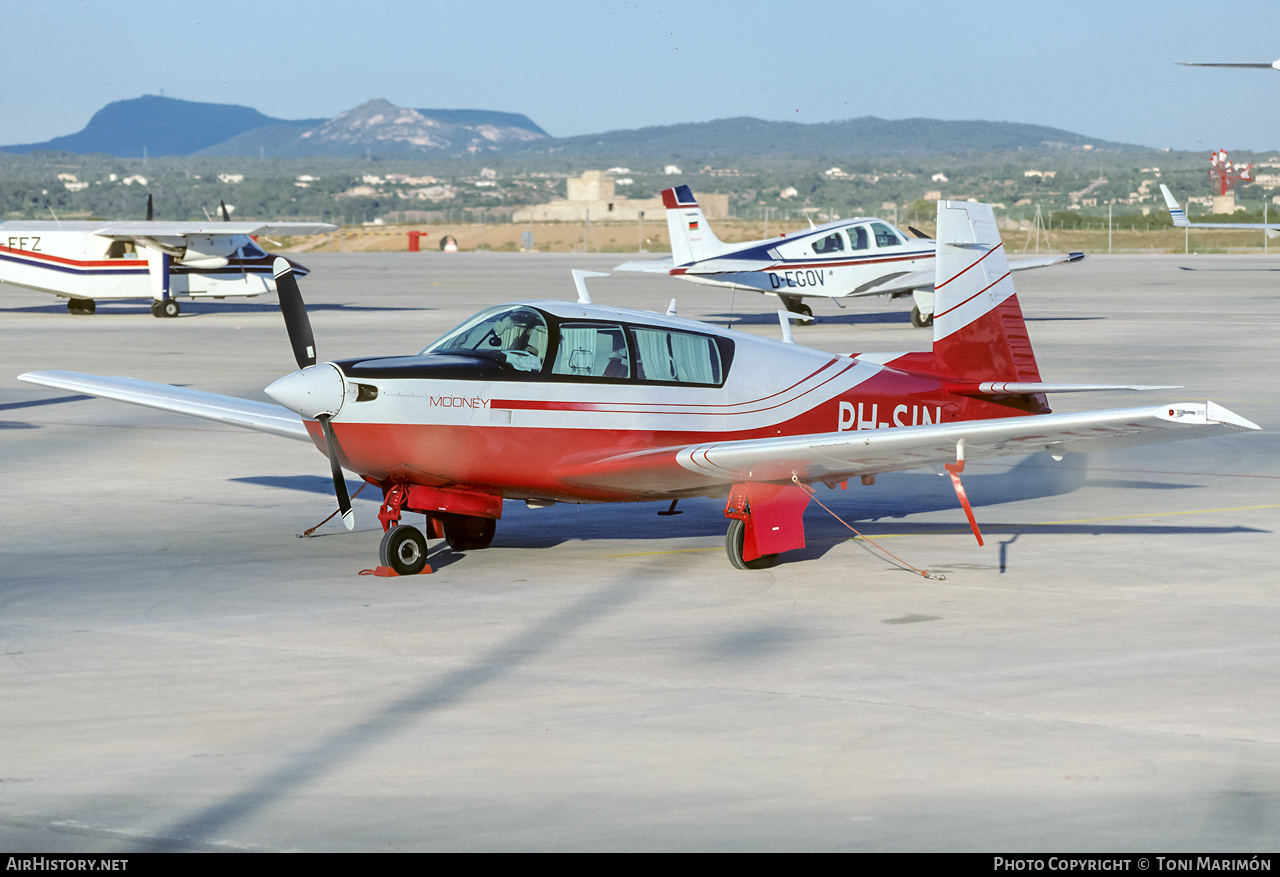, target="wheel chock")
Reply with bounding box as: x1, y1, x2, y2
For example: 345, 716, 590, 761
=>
359, 565, 434, 577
